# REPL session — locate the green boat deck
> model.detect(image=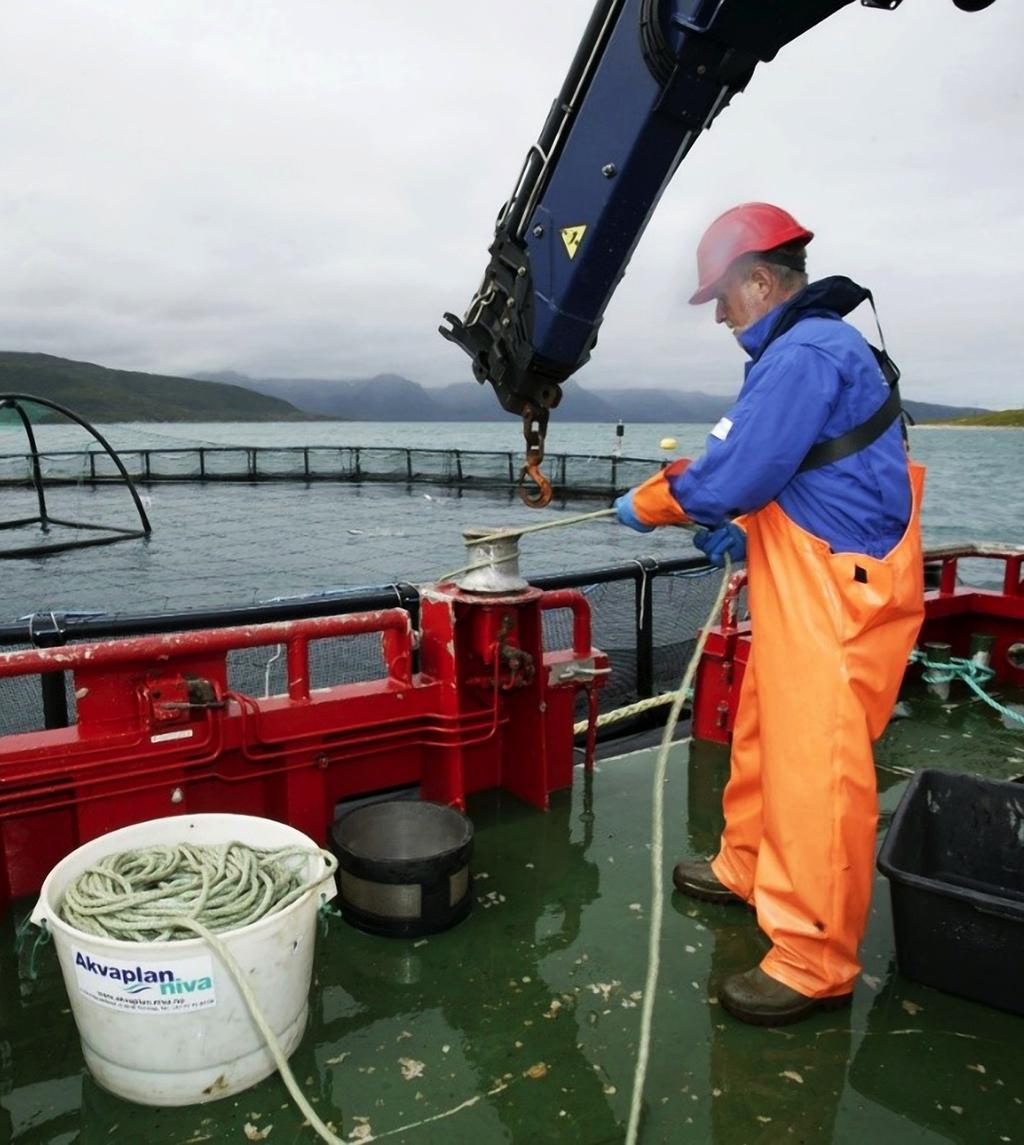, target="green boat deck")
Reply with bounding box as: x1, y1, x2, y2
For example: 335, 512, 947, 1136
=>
2, 680, 1023, 1144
